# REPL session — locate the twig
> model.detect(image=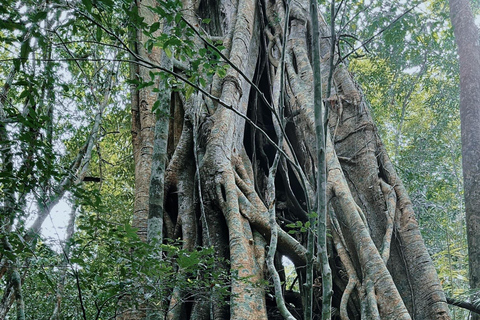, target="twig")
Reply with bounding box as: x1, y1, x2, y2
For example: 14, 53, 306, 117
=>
337, 5, 417, 66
